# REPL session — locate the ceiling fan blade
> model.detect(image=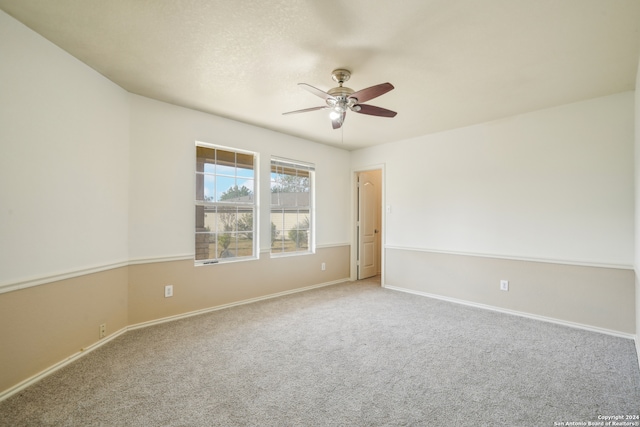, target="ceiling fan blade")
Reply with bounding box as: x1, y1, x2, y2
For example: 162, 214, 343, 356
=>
331, 111, 346, 129
348, 82, 394, 103
353, 104, 397, 118
282, 106, 328, 115
299, 83, 333, 100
